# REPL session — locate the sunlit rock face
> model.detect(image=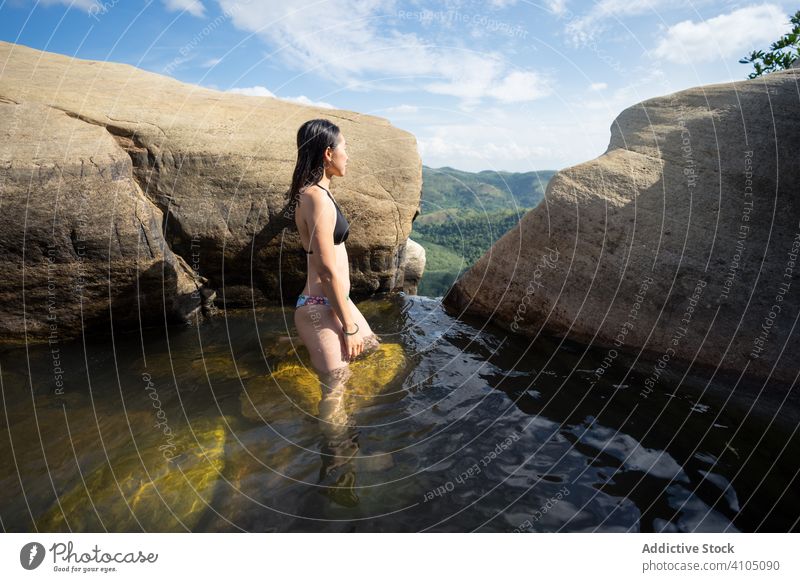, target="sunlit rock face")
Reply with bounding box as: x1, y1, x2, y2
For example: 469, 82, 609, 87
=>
0, 40, 422, 340
445, 67, 800, 385
0, 99, 208, 339
398, 238, 426, 295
